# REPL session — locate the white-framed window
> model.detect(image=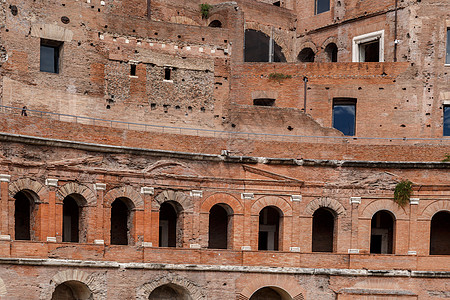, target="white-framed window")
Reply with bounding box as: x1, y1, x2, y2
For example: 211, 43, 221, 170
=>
445, 28, 450, 65
352, 30, 384, 62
